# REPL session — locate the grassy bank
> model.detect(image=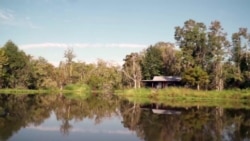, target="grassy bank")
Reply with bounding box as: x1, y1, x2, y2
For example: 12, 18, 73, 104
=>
0, 88, 58, 94
115, 87, 250, 100
125, 96, 250, 109
115, 87, 250, 109
63, 84, 91, 93
0, 84, 91, 95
